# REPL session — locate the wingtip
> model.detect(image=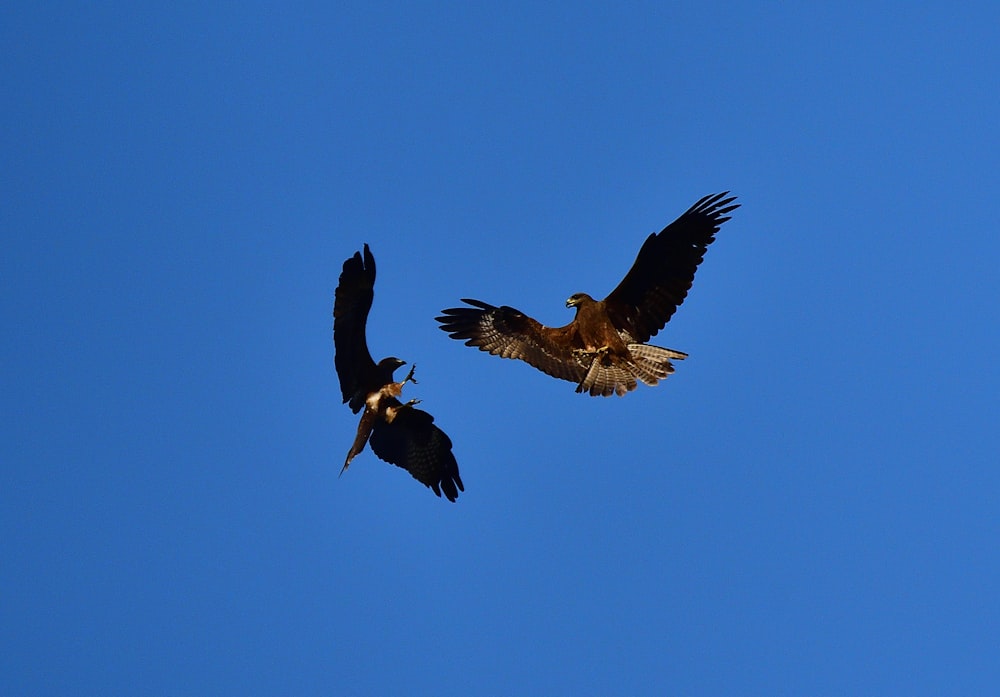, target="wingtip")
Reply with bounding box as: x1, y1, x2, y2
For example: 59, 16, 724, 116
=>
339, 243, 376, 280
688, 191, 740, 220
436, 298, 495, 324
362, 243, 375, 276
